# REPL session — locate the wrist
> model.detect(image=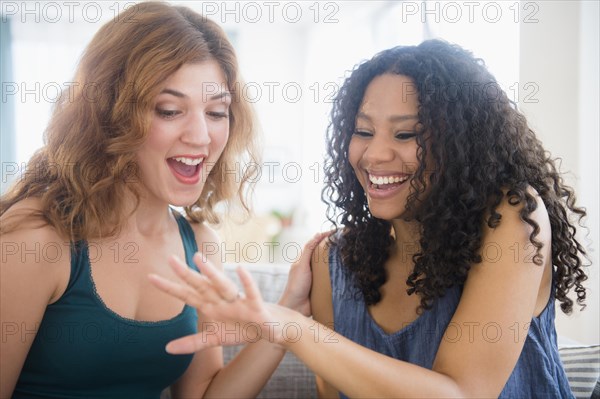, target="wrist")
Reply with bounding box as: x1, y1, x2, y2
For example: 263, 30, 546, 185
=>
276, 293, 291, 309
277, 293, 311, 317
261, 304, 306, 348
